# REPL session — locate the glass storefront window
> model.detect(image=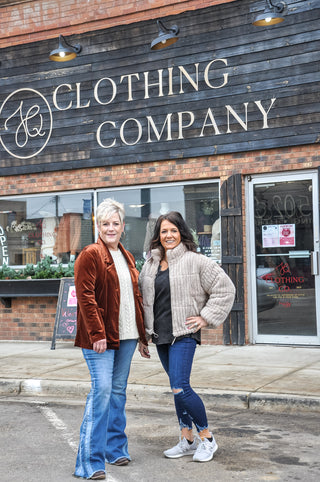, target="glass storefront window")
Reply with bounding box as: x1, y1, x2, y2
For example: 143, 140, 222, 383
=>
0, 192, 94, 266
97, 181, 220, 262
0, 181, 220, 270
